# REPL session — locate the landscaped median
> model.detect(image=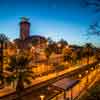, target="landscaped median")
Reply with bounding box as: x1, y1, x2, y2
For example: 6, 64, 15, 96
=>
79, 79, 100, 100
